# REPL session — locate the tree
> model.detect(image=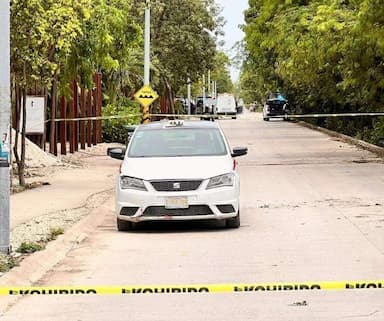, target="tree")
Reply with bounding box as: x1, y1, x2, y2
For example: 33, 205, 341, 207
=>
65, 0, 142, 103
211, 52, 233, 94
11, 0, 143, 183
11, 0, 90, 182
241, 0, 384, 144
11, 0, 88, 184
130, 0, 223, 112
